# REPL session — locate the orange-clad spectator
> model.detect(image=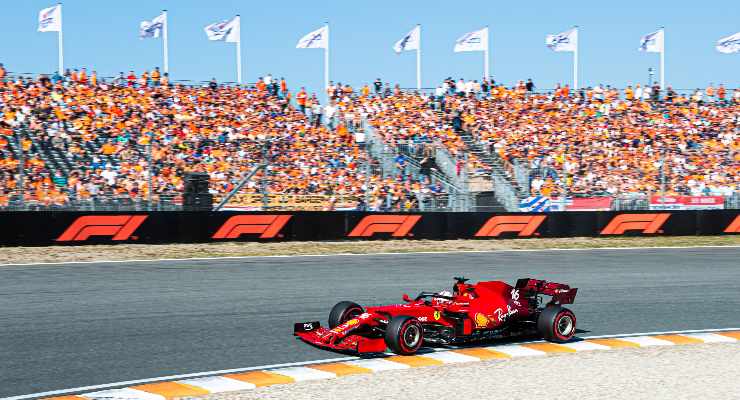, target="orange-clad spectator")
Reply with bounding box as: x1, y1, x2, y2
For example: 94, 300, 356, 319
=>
78, 68, 88, 84
0, 63, 6, 81
22, 138, 32, 152
255, 77, 266, 92
90, 70, 97, 86
280, 78, 287, 95
296, 87, 308, 113
139, 71, 149, 87
150, 67, 161, 84
625, 85, 634, 100
100, 141, 117, 155
717, 84, 726, 101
